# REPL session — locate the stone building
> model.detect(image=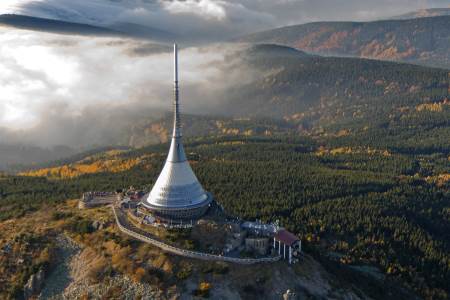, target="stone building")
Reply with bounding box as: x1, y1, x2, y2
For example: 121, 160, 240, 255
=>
245, 237, 269, 255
